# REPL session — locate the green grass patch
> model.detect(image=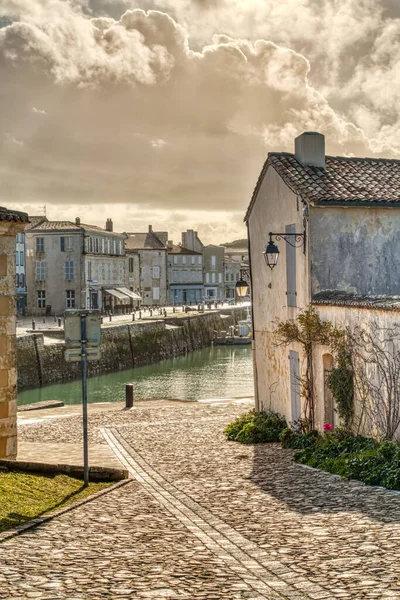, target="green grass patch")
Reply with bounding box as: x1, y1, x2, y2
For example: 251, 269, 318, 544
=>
225, 409, 287, 444
282, 429, 400, 490
0, 470, 112, 533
